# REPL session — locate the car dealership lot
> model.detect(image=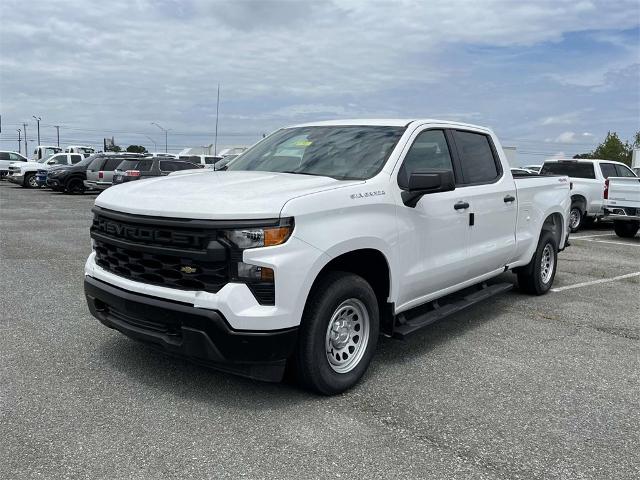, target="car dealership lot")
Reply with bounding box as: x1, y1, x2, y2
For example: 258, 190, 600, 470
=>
1, 182, 638, 479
